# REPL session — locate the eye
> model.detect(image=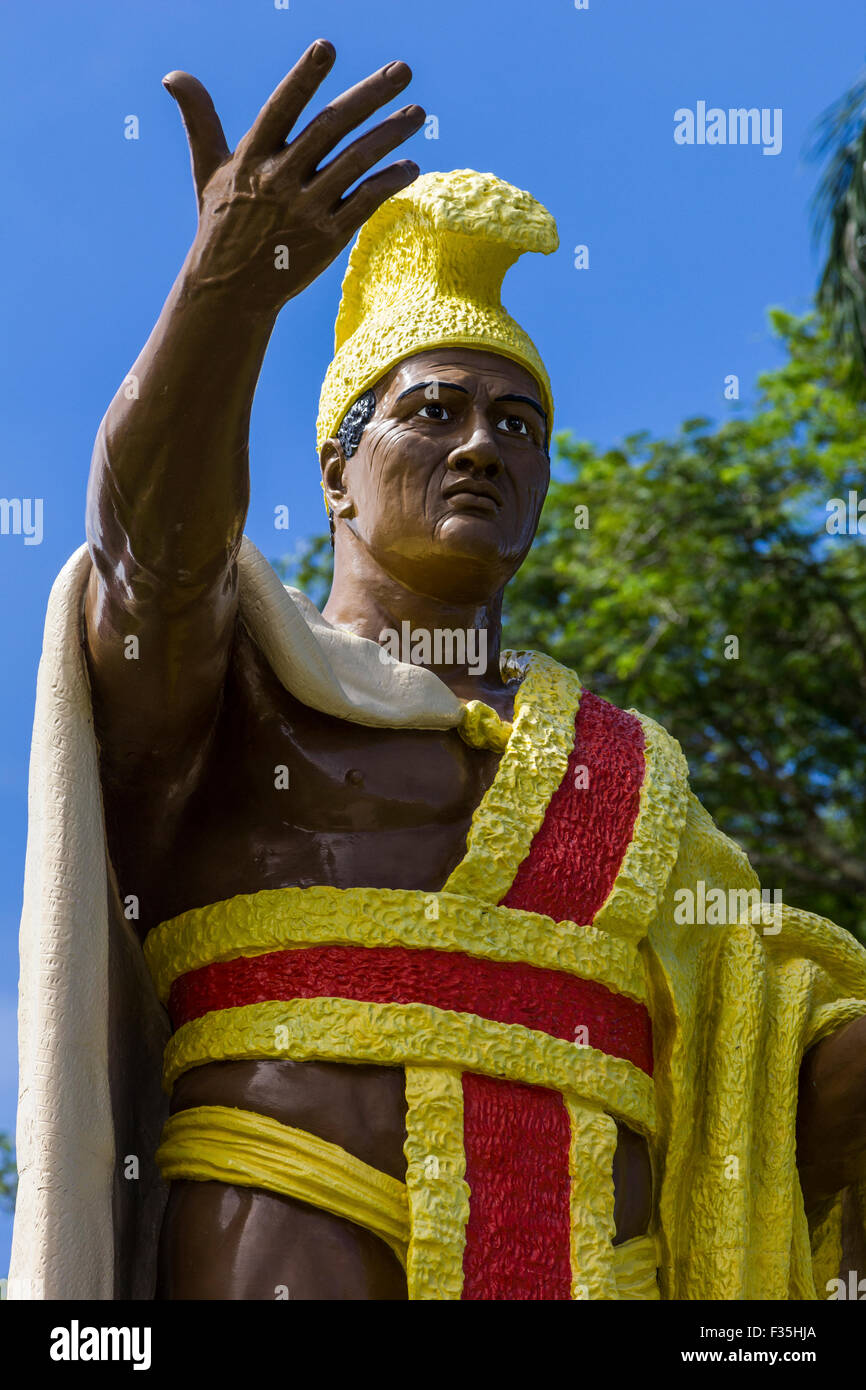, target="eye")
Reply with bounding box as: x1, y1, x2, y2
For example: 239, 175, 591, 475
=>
417, 402, 451, 421
498, 414, 530, 436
